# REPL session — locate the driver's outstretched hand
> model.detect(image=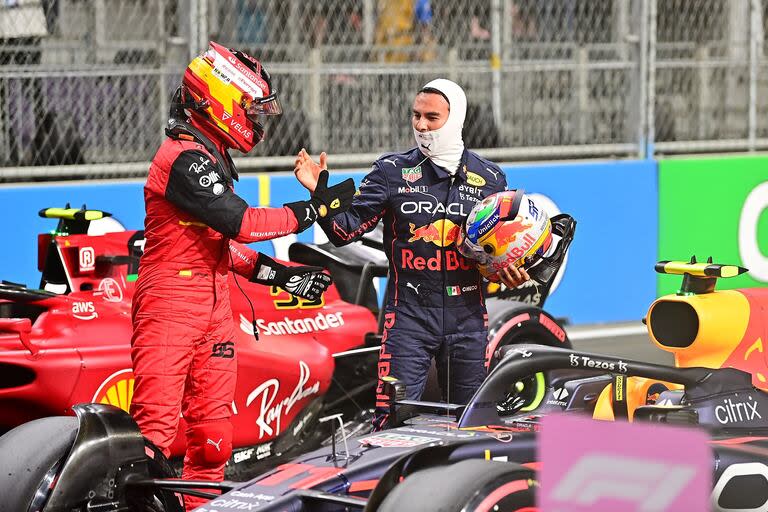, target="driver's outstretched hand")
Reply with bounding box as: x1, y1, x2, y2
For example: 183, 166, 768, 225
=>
294, 148, 325, 193
498, 265, 530, 289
